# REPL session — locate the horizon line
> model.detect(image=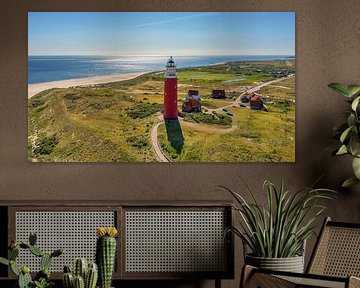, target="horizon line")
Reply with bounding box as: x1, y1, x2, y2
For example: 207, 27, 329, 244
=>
28, 54, 295, 57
